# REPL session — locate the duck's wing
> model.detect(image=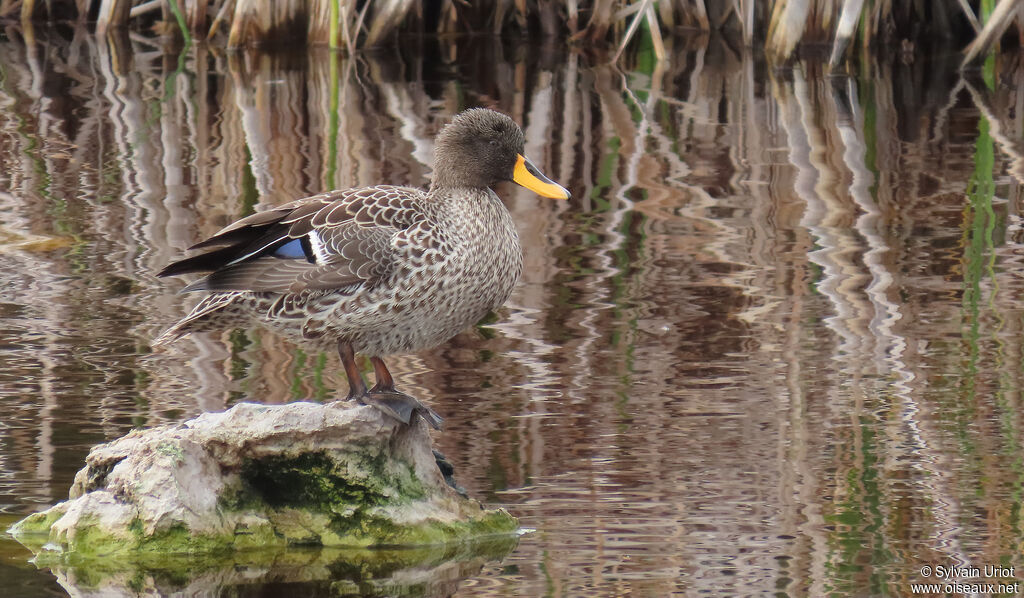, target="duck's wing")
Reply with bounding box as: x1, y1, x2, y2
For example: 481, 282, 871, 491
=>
158, 185, 426, 294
